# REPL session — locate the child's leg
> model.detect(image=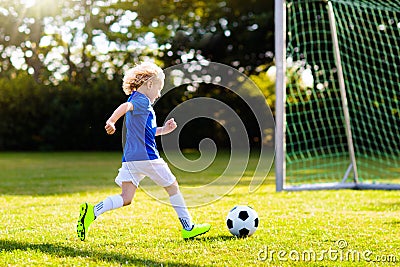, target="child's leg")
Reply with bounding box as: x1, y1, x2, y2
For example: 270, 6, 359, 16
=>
164, 181, 193, 230
77, 182, 136, 241
144, 159, 210, 238
164, 180, 211, 239
94, 182, 136, 217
